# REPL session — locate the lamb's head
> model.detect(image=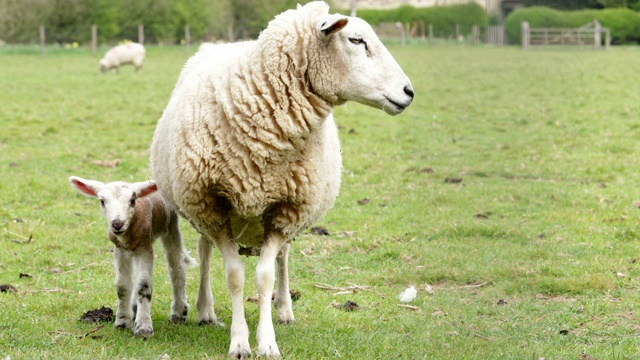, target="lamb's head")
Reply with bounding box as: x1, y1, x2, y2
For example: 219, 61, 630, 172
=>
69, 176, 158, 236
305, 4, 414, 115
